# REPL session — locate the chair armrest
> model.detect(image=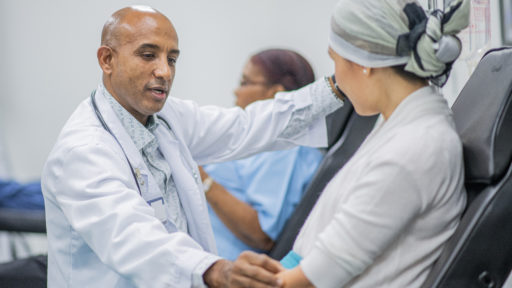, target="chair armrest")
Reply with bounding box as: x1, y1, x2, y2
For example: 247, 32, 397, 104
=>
0, 209, 45, 233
